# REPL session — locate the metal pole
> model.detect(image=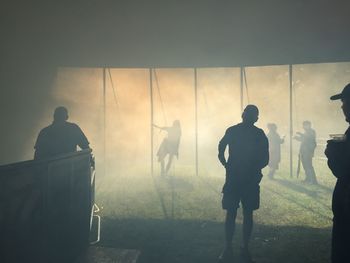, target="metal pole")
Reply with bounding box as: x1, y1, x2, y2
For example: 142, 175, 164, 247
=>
240, 67, 244, 112
194, 68, 199, 176
150, 68, 154, 177
289, 64, 293, 178
103, 67, 106, 177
